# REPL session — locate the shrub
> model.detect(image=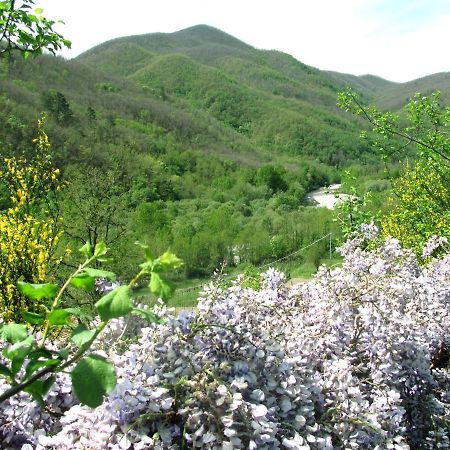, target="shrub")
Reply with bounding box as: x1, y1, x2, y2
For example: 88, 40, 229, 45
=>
0, 119, 63, 321
381, 160, 450, 256
1, 233, 449, 448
